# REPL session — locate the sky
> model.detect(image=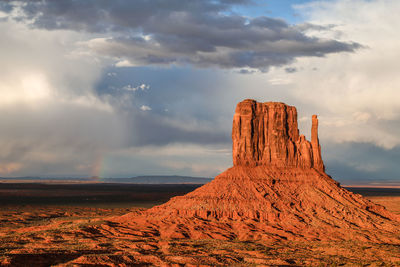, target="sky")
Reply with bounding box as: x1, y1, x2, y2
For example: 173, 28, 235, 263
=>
0, 0, 399, 185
